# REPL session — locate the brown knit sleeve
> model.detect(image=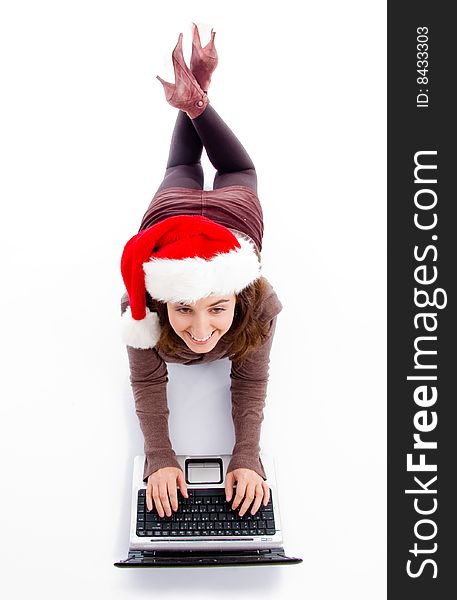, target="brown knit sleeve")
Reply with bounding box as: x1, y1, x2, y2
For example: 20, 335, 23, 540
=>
122, 294, 181, 482
226, 315, 278, 480
126, 346, 183, 483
